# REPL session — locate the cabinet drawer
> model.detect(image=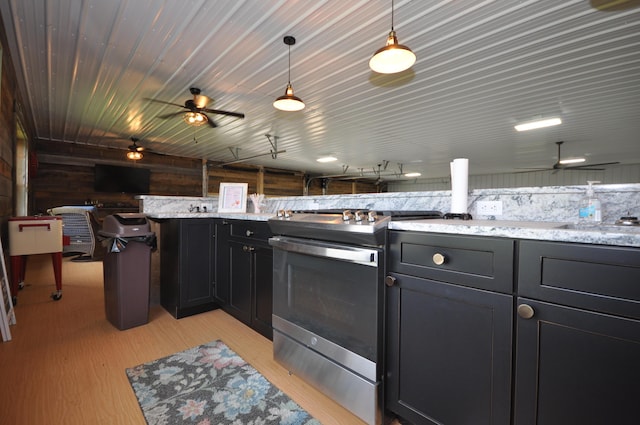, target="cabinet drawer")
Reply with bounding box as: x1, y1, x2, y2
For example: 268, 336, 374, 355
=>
518, 240, 640, 319
227, 220, 272, 242
389, 231, 514, 293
